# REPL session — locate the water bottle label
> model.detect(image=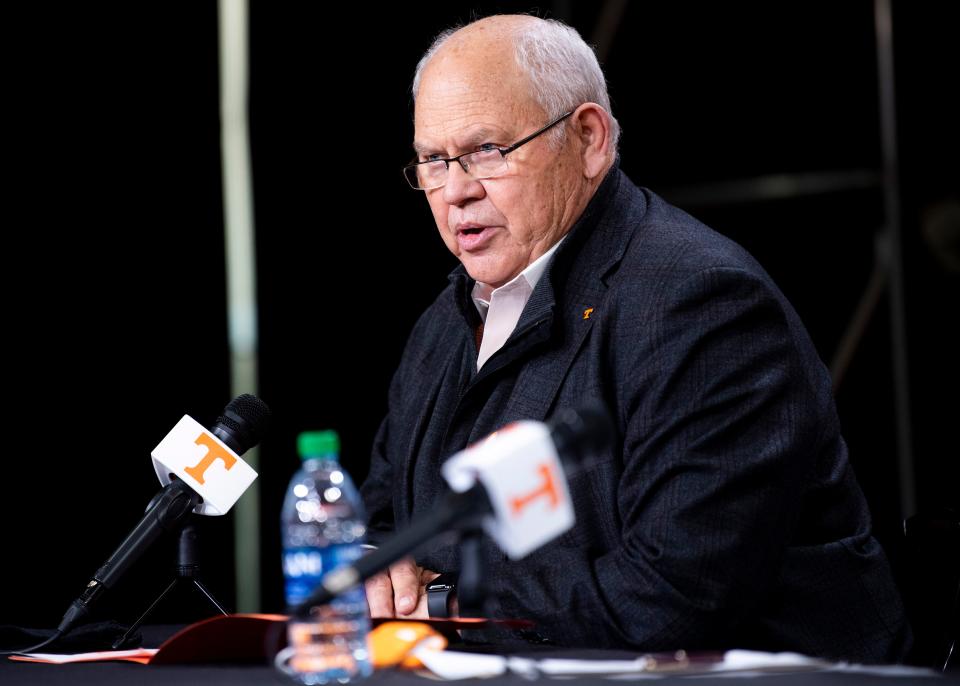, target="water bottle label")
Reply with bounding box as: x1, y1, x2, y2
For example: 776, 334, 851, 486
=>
283, 544, 364, 606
